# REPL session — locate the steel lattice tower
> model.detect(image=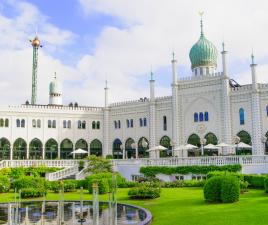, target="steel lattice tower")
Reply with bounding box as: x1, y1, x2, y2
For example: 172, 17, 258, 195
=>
30, 36, 41, 105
